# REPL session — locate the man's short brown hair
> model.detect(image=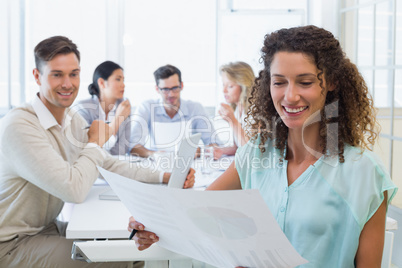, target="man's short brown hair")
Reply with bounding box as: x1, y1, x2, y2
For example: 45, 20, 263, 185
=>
34, 36, 80, 72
